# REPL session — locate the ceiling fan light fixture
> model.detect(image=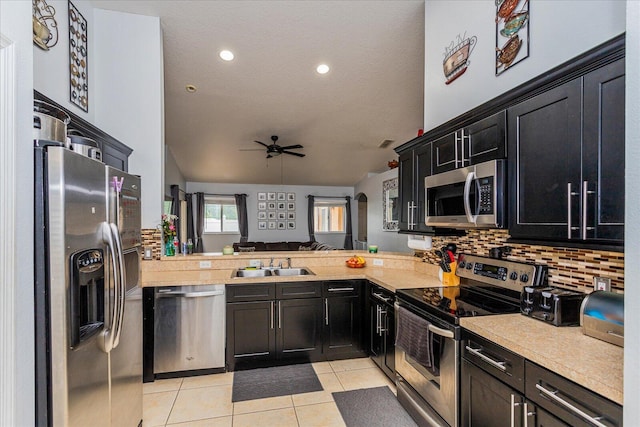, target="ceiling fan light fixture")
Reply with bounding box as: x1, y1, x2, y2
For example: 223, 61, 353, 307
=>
219, 49, 235, 61
316, 64, 330, 74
